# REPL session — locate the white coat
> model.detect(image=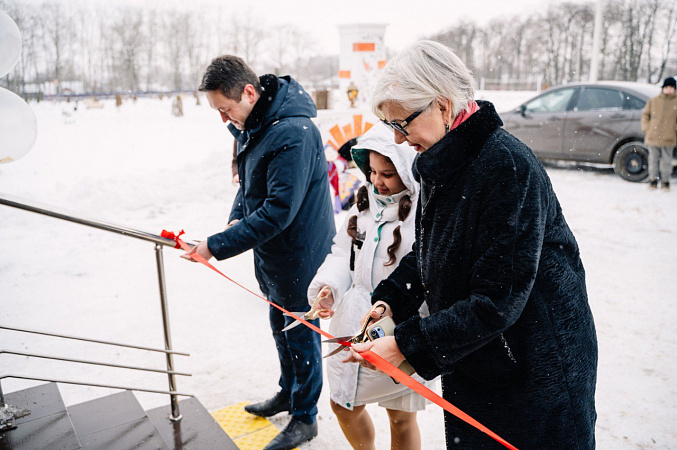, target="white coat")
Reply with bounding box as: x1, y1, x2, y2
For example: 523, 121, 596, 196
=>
308, 123, 432, 411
